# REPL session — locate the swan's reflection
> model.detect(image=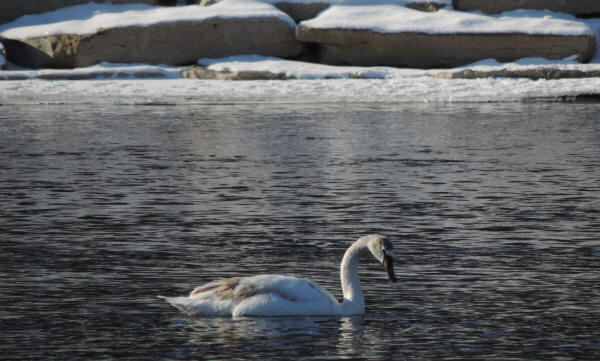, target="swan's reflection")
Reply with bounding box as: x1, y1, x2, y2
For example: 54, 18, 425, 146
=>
337, 316, 366, 358
168, 314, 367, 356
172, 316, 327, 348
